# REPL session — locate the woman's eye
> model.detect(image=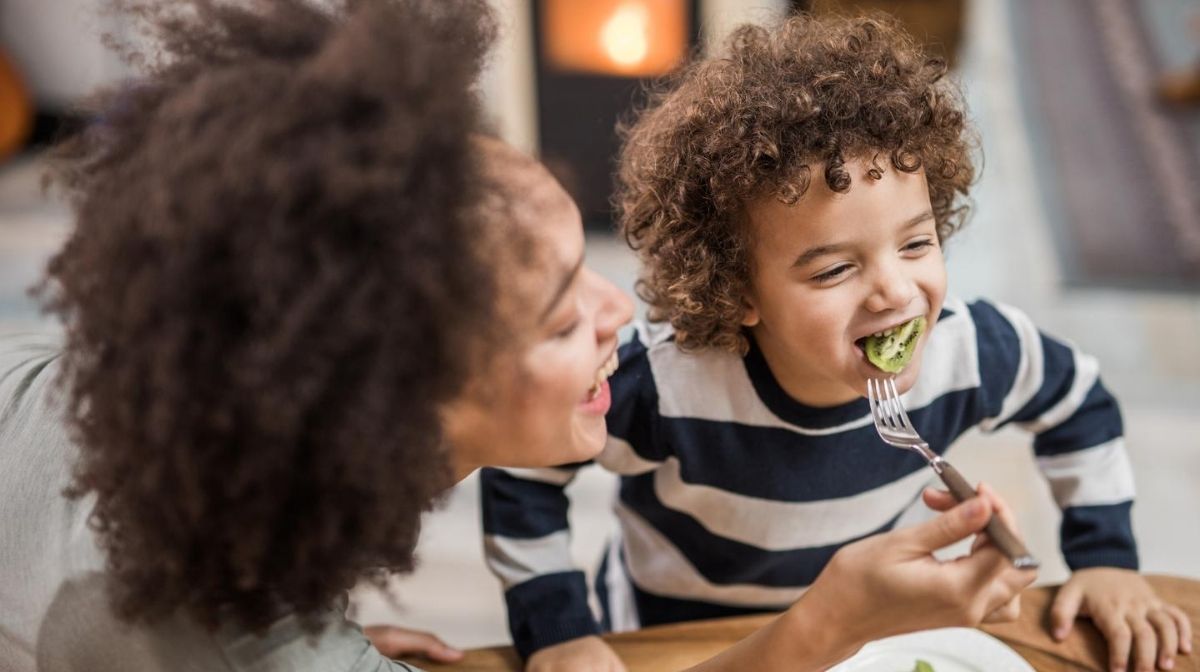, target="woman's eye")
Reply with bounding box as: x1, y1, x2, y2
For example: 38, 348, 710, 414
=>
813, 265, 851, 283
554, 318, 582, 339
